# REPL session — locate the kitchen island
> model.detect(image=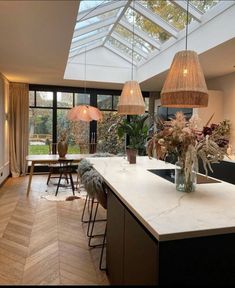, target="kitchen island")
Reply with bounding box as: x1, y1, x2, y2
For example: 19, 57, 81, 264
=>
197, 155, 235, 185
89, 156, 235, 285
